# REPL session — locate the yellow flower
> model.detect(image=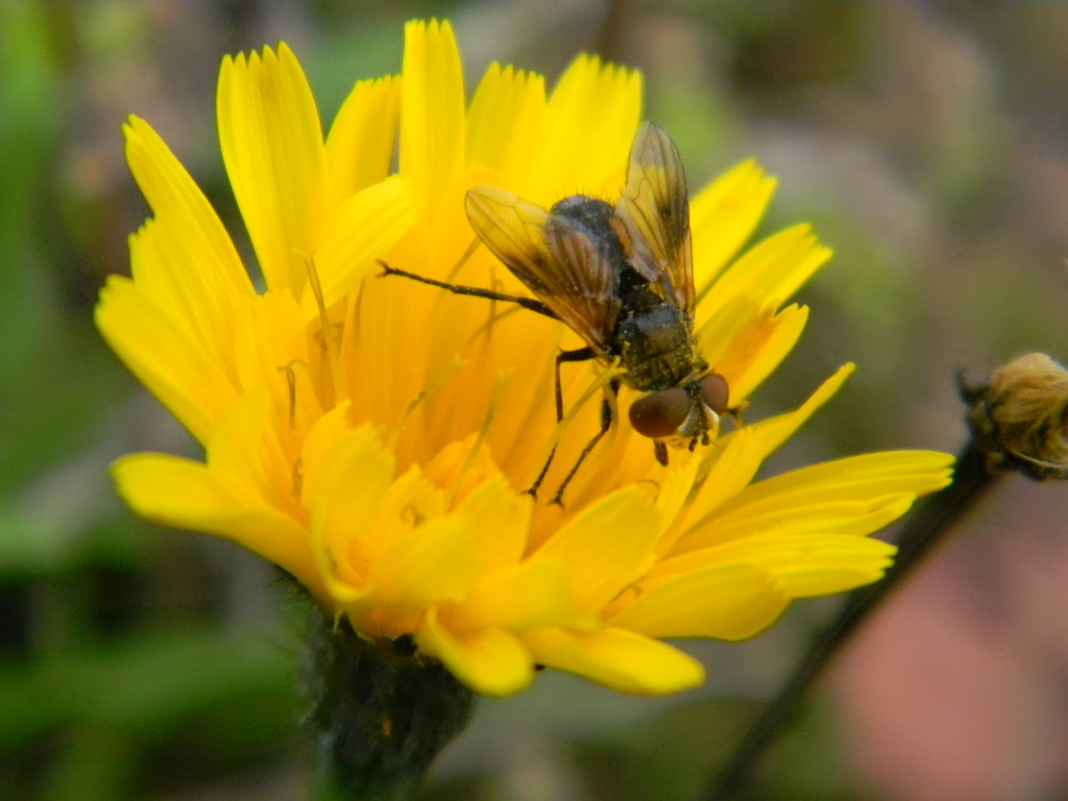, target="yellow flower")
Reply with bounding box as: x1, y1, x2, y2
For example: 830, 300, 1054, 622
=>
97, 20, 953, 696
